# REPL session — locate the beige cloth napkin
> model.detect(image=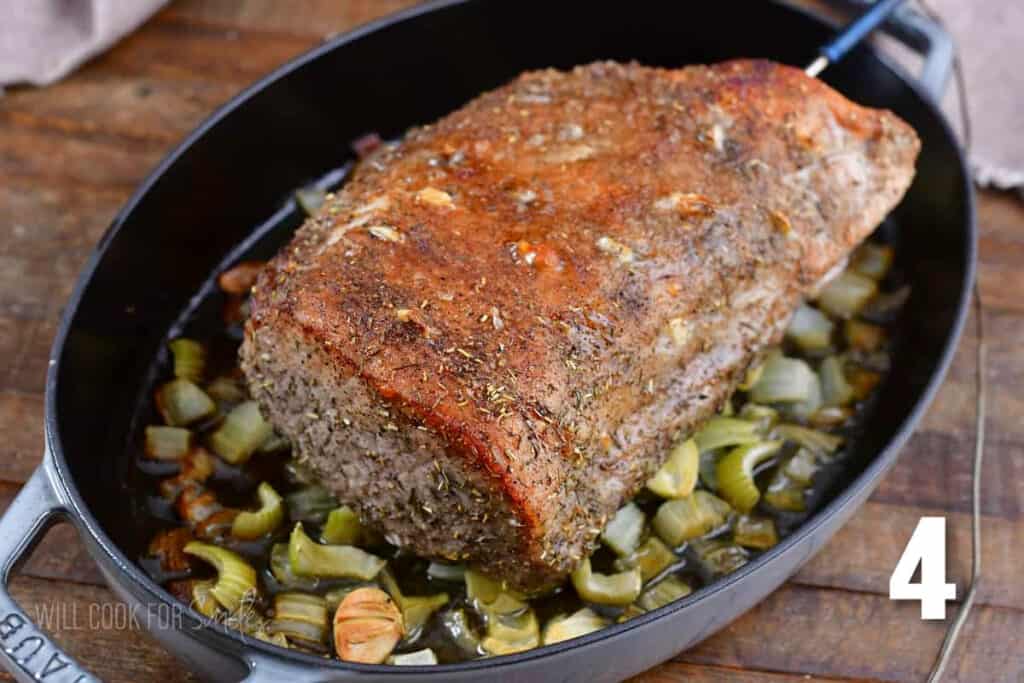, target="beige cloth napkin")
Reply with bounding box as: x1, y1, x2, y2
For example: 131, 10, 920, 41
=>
925, 0, 1024, 190
0, 0, 166, 87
